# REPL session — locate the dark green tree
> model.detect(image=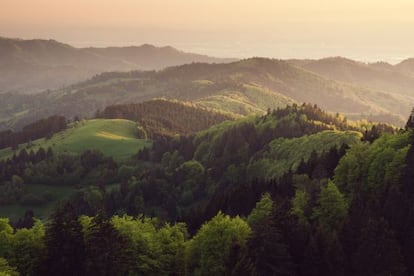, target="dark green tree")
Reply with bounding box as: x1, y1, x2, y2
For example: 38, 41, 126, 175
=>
352, 218, 406, 276
84, 214, 132, 276
225, 242, 256, 276
247, 216, 295, 276
405, 108, 414, 129
301, 234, 322, 276
40, 203, 85, 276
